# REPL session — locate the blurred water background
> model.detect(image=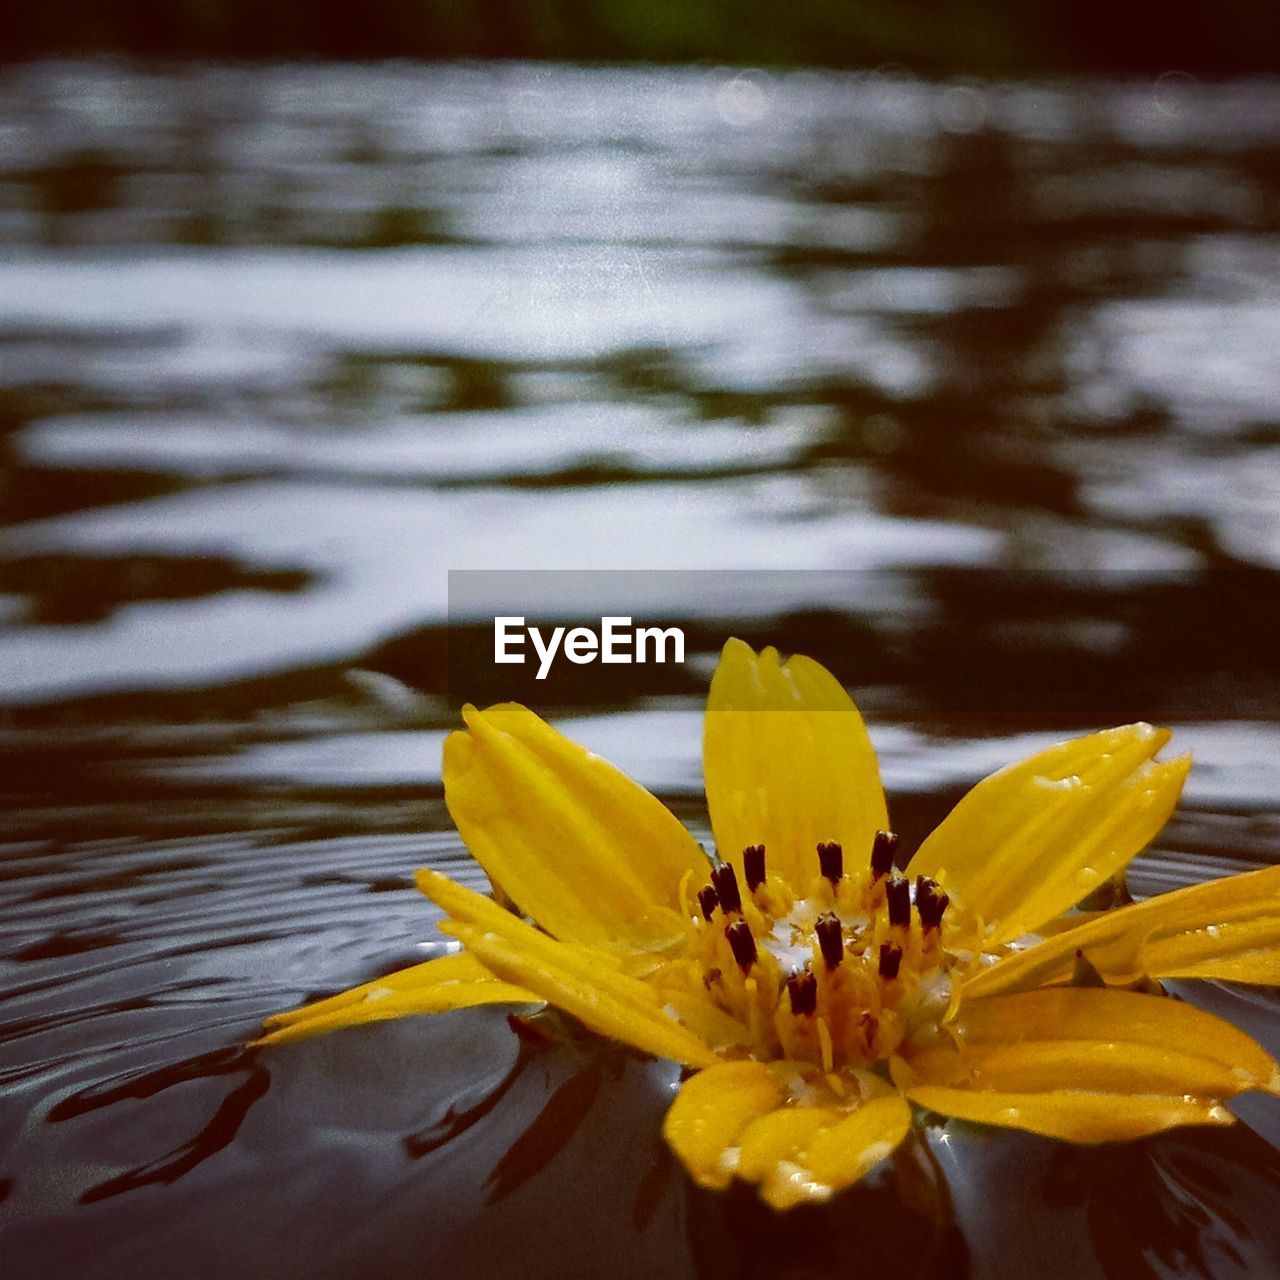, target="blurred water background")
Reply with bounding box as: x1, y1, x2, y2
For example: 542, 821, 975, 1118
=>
2, 59, 1280, 1279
